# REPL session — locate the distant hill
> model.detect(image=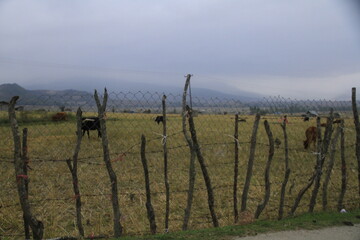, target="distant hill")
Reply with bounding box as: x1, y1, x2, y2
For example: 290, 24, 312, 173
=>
1, 82, 263, 105
0, 83, 28, 100
24, 79, 263, 102
0, 83, 93, 107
